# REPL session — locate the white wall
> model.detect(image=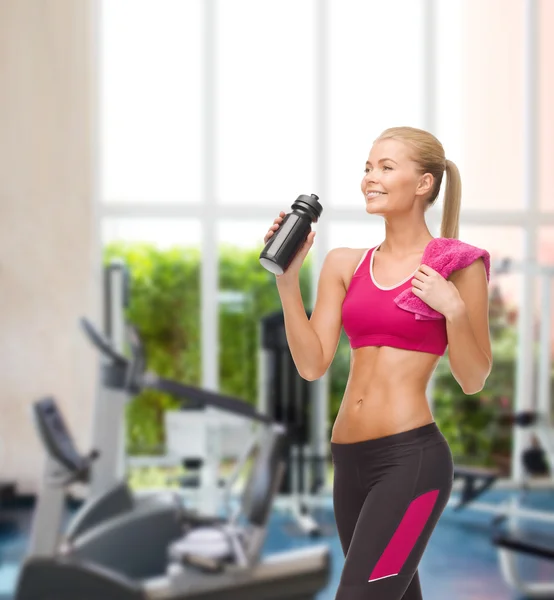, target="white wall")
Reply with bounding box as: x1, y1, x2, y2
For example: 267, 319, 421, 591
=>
0, 0, 100, 493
